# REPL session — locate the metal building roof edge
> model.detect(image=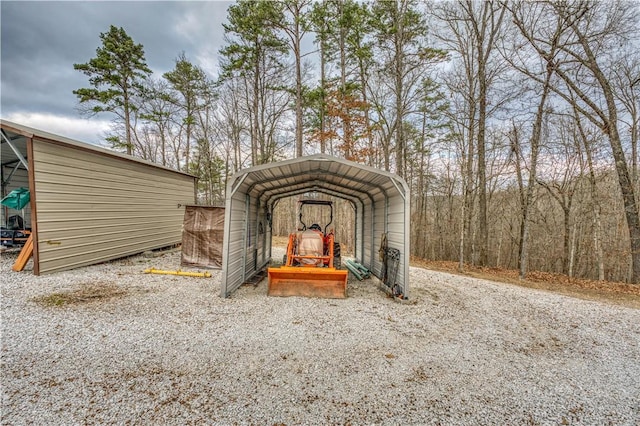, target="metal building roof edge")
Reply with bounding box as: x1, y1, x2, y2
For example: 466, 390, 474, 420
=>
1, 119, 197, 180
231, 153, 409, 196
